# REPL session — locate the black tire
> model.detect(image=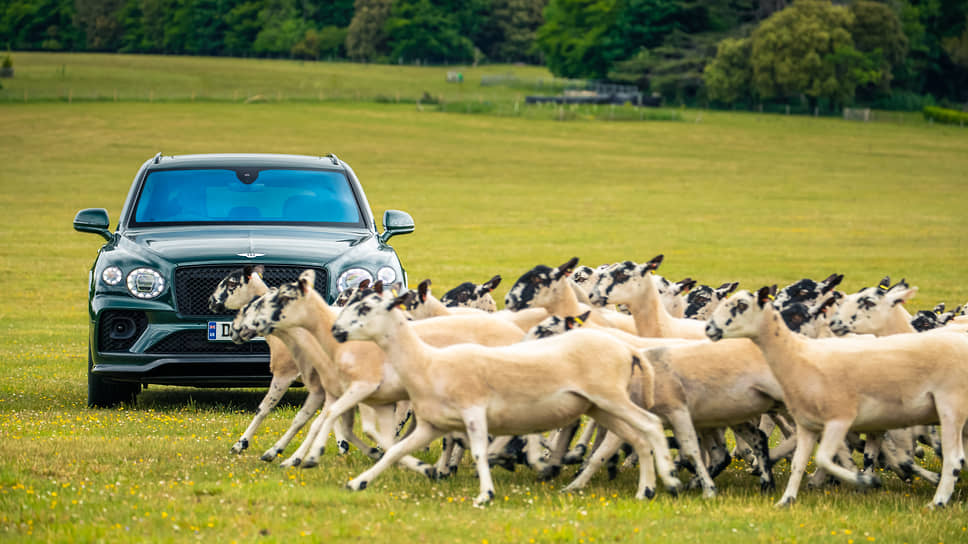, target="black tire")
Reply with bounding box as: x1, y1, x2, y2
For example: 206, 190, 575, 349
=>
88, 351, 140, 408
